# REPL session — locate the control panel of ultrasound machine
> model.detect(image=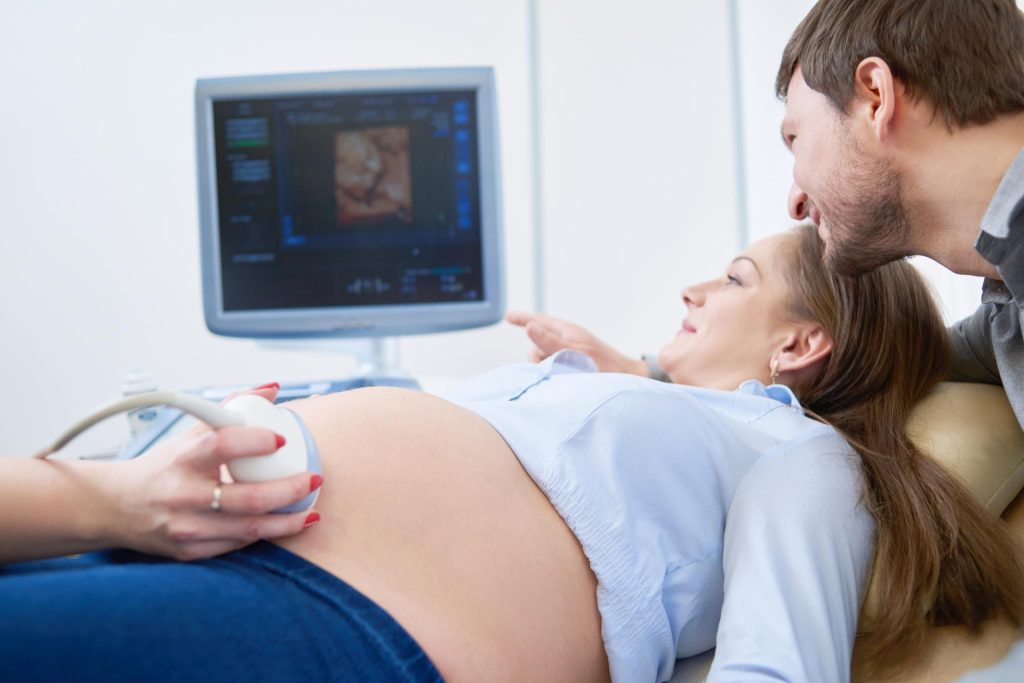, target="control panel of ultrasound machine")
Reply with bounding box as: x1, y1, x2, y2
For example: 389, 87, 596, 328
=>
35, 391, 322, 513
